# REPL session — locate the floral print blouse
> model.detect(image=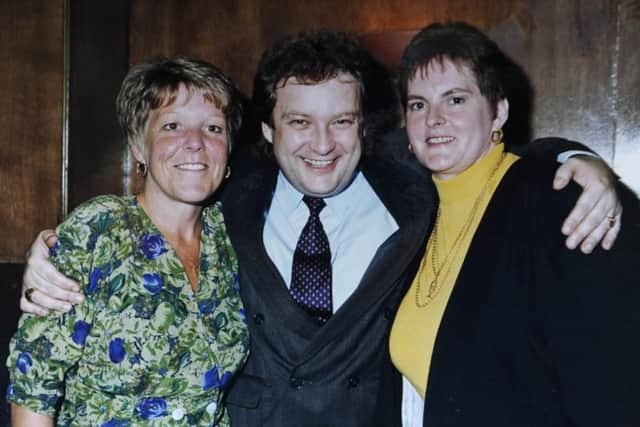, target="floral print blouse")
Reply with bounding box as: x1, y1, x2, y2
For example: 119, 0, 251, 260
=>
7, 195, 249, 426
